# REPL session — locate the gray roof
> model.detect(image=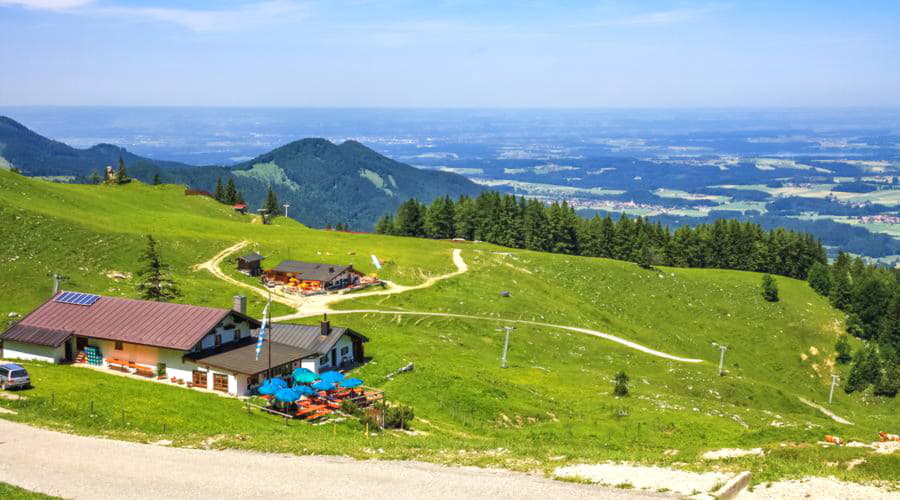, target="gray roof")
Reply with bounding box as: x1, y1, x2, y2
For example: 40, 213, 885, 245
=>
269, 261, 359, 282
238, 252, 265, 263
253, 323, 368, 356
187, 337, 316, 375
